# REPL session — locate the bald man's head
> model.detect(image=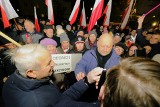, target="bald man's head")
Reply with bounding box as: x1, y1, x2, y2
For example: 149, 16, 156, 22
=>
97, 33, 114, 56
